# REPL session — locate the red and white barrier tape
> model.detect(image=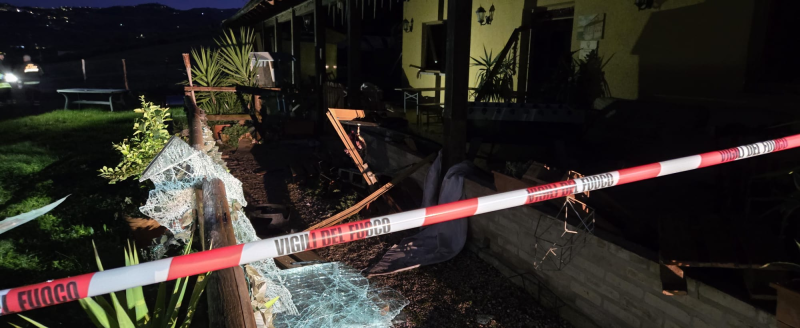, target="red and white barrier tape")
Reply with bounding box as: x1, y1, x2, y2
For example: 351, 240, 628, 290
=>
3, 134, 800, 315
